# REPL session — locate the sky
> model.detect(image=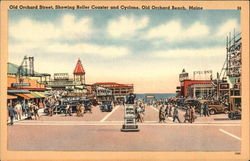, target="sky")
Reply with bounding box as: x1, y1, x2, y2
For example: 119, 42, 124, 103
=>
8, 9, 240, 93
